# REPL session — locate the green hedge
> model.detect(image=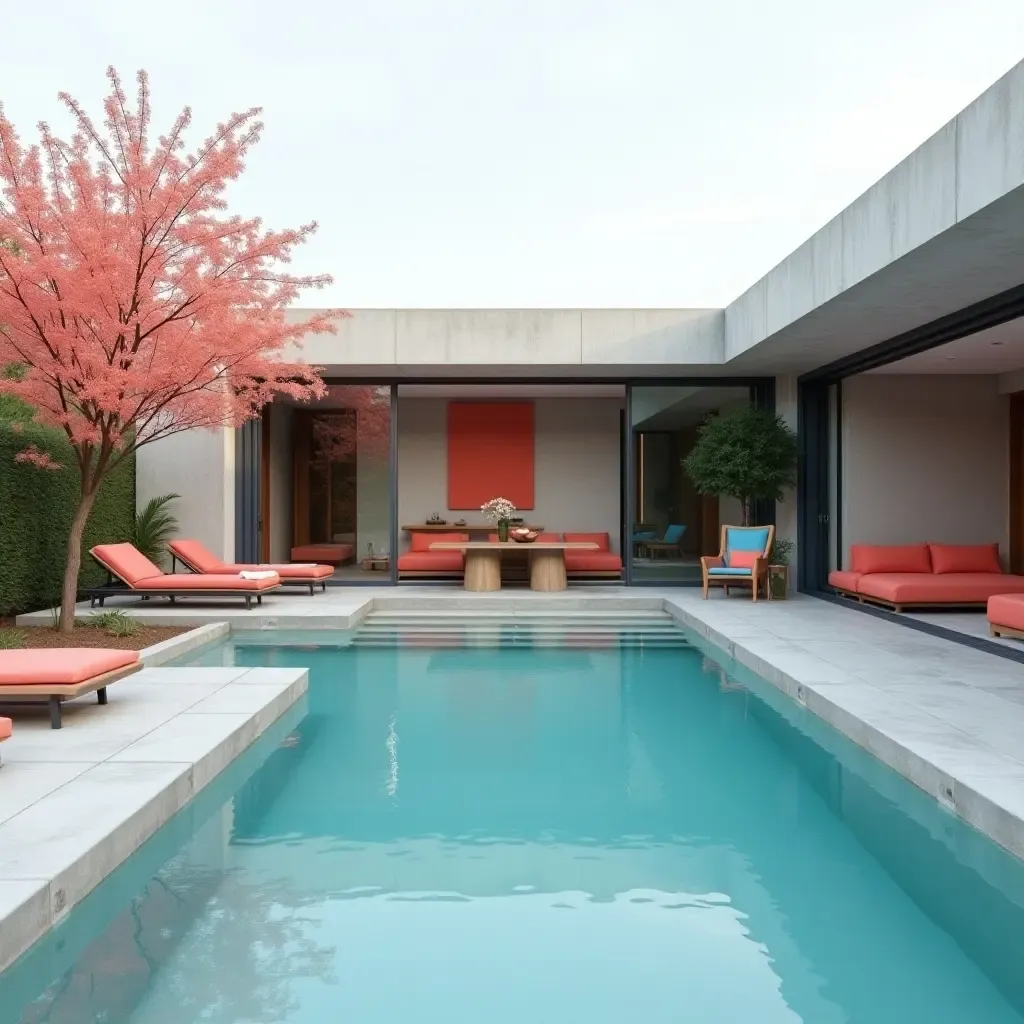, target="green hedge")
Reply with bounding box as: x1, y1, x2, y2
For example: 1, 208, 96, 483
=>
0, 395, 135, 615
